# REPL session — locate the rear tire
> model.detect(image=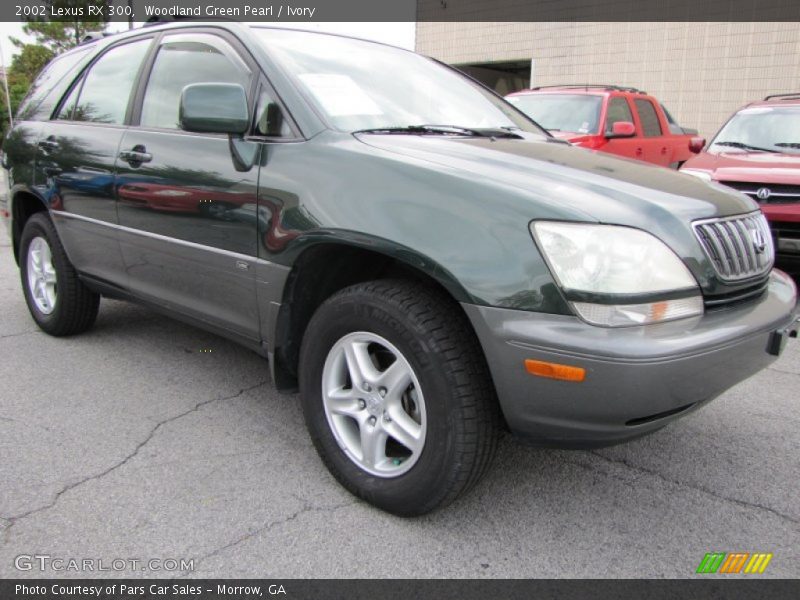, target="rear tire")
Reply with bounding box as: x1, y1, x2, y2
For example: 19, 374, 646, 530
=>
299, 279, 499, 516
19, 212, 100, 336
